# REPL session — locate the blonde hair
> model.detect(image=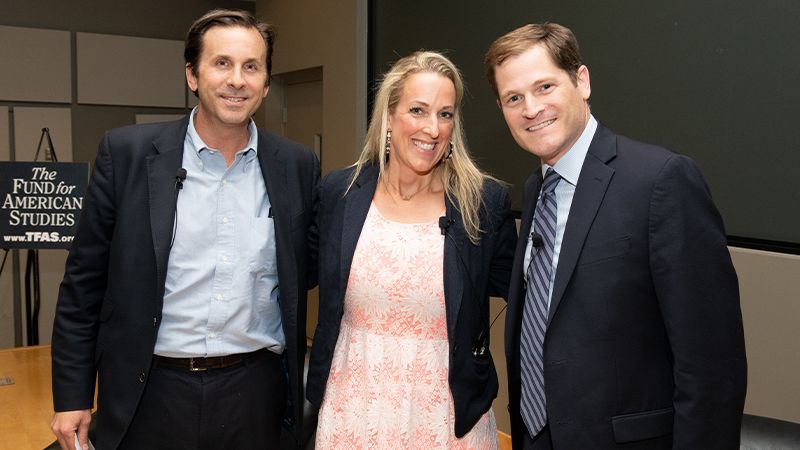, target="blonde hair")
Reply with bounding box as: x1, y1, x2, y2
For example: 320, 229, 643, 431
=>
348, 51, 493, 244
